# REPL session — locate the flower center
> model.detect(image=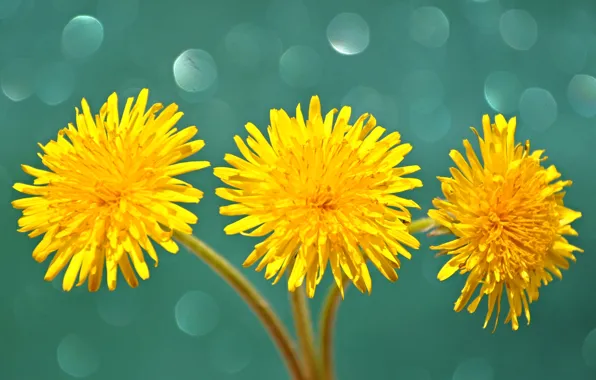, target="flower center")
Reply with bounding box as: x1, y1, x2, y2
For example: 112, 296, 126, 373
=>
92, 179, 135, 208
305, 190, 337, 211
474, 163, 560, 270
